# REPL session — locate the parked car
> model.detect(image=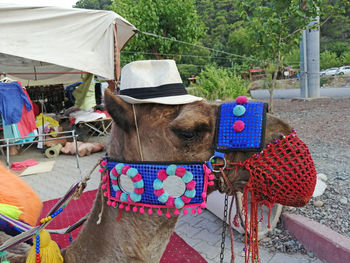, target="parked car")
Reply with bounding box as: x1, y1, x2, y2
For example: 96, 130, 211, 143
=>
337, 66, 350, 75
320, 67, 339, 76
